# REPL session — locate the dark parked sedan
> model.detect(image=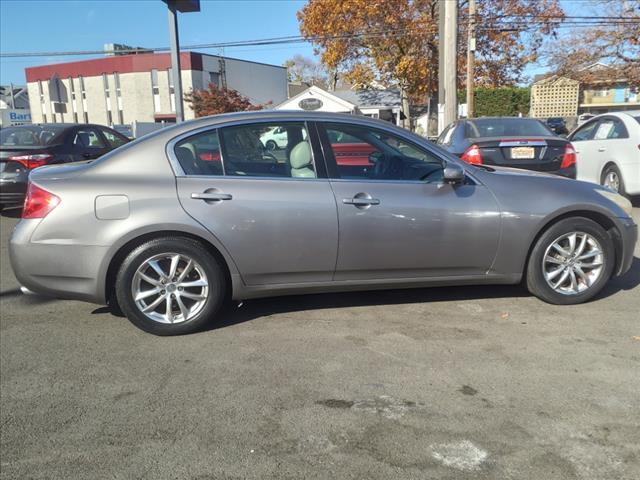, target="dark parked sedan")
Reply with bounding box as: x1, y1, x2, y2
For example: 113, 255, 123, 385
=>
0, 124, 129, 208
436, 117, 577, 178
546, 117, 569, 135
